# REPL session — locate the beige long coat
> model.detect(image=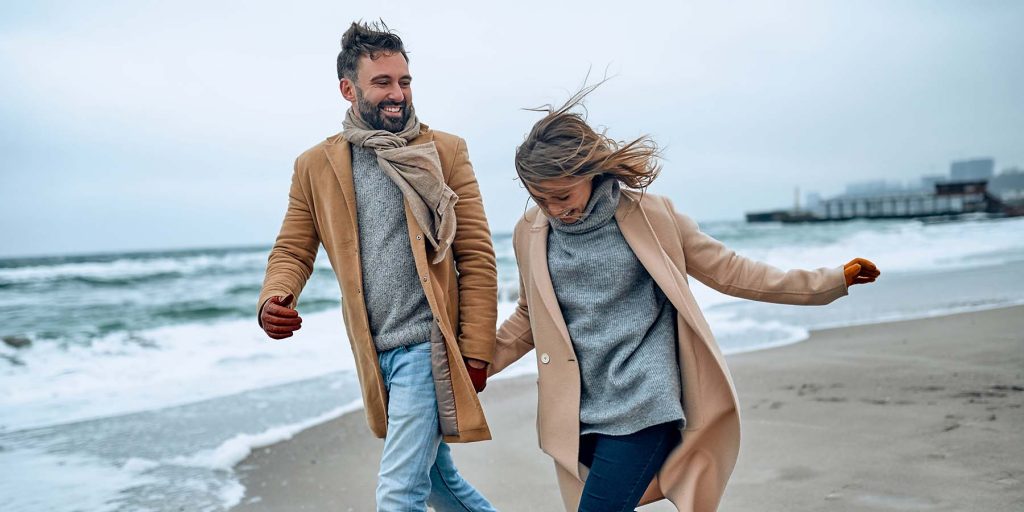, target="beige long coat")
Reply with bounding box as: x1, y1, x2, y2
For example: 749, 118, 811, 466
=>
259, 126, 497, 443
492, 190, 849, 511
